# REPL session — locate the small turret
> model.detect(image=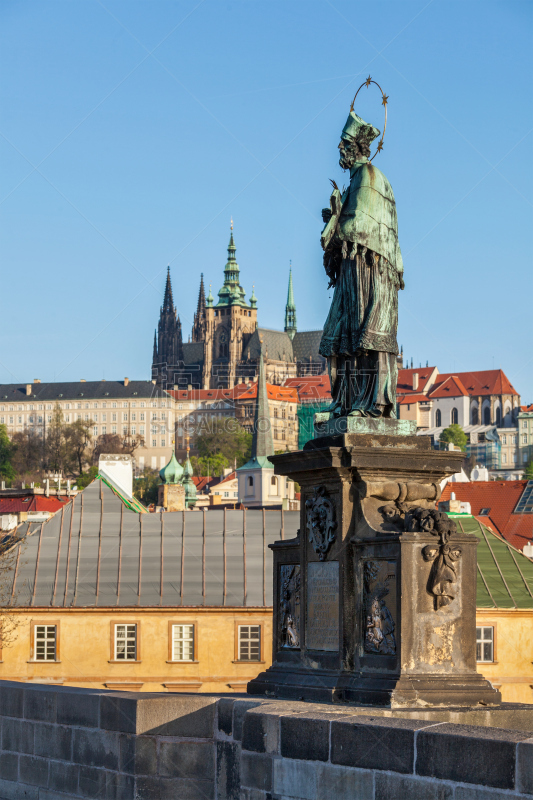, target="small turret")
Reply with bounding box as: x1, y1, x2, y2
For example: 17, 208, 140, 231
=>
181, 443, 197, 509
